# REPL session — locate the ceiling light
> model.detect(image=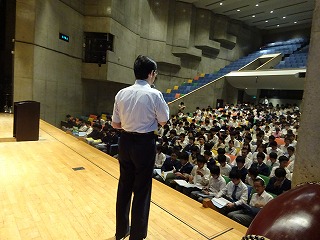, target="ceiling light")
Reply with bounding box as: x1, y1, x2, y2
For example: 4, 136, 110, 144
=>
256, 4, 259, 7
277, 24, 280, 27
265, 20, 268, 23
237, 9, 240, 12
283, 16, 286, 19
220, 2, 223, 5
294, 21, 297, 24
252, 15, 255, 17
270, 10, 274, 13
